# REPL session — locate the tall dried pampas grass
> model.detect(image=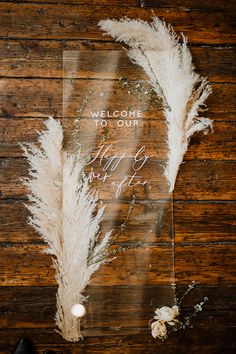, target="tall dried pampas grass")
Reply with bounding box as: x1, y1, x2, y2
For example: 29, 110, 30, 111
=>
99, 17, 213, 192
22, 117, 111, 341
